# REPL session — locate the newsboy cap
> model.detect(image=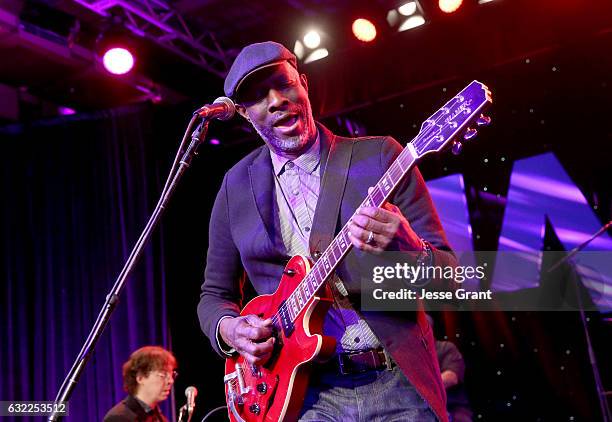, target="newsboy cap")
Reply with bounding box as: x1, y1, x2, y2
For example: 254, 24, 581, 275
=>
224, 41, 297, 99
